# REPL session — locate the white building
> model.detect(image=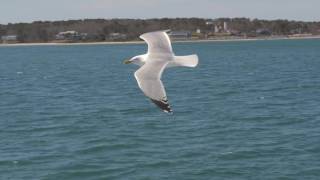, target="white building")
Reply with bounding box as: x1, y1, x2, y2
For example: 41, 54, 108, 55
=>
1, 35, 17, 41
168, 31, 192, 39
108, 33, 127, 40
55, 31, 86, 40
214, 25, 220, 33
223, 22, 228, 32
